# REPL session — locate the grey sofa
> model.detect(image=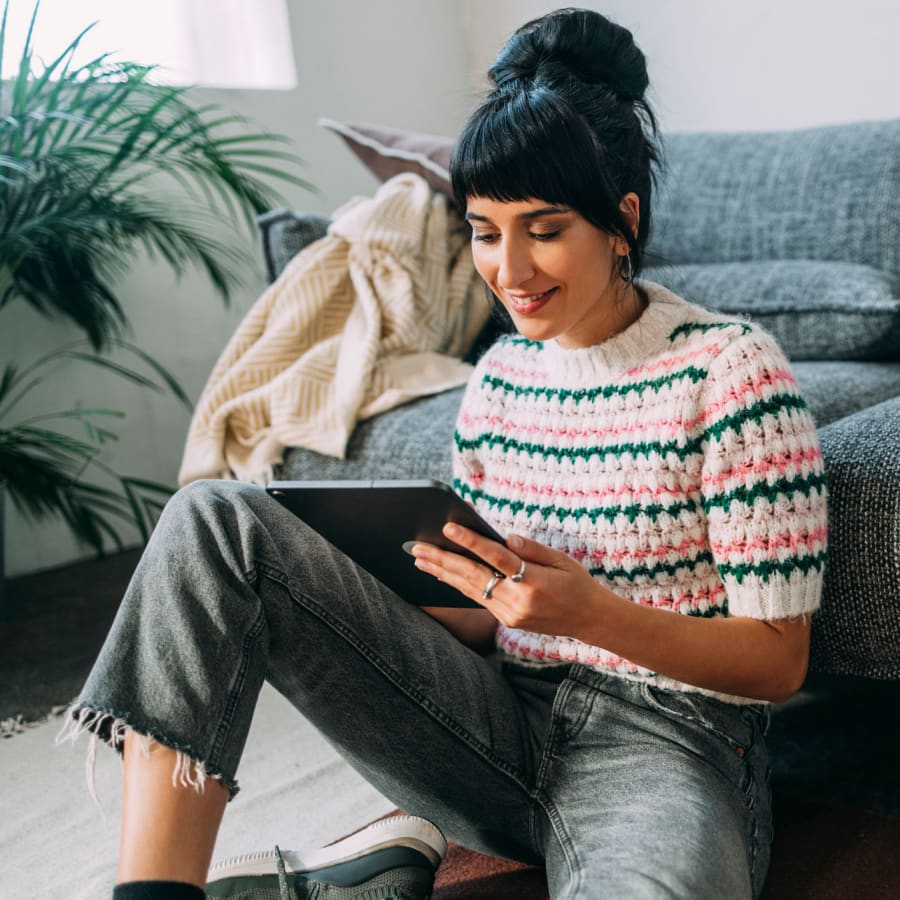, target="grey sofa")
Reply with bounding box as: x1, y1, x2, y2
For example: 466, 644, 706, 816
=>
257, 118, 900, 681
